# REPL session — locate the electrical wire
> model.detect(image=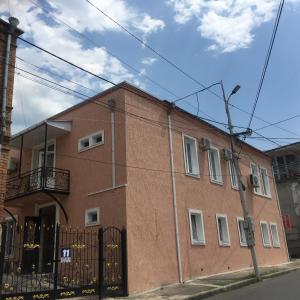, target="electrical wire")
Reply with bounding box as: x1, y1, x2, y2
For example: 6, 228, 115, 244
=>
247, 0, 285, 128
